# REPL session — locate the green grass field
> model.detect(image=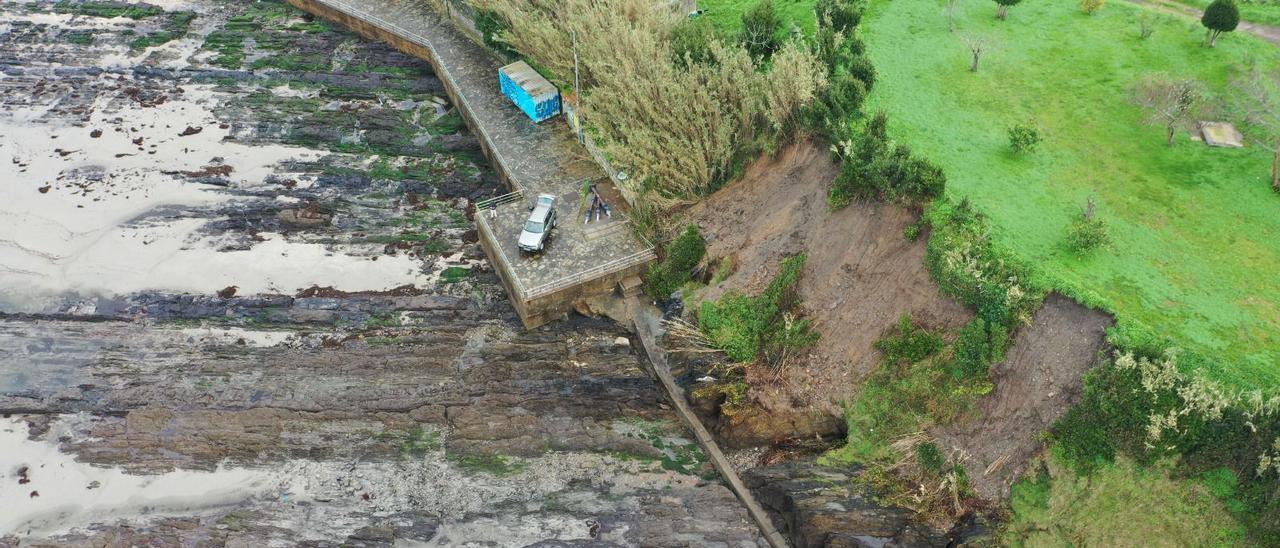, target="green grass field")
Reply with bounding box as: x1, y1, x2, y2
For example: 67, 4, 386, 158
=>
1004, 456, 1246, 546
1176, 0, 1280, 27
863, 0, 1280, 389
